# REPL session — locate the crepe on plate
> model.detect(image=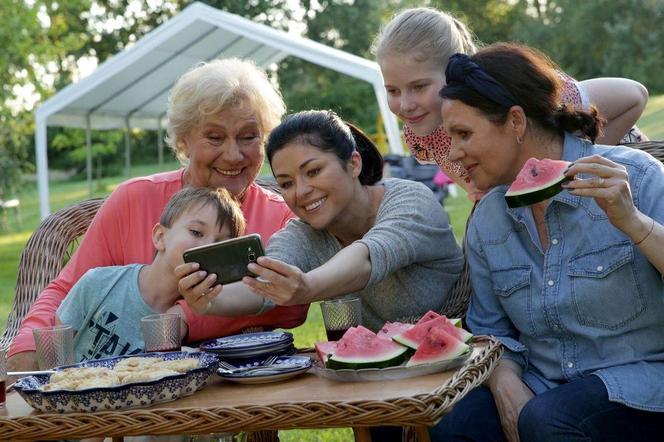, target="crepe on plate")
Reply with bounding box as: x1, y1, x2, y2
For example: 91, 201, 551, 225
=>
39, 356, 200, 391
